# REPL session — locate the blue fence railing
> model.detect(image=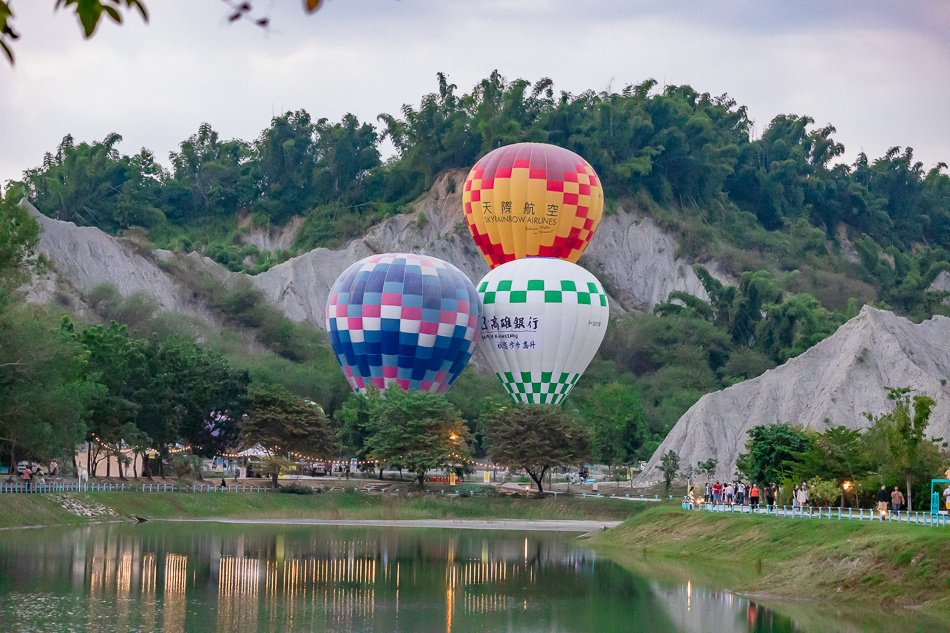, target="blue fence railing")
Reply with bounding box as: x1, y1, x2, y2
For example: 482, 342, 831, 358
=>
0, 482, 275, 494
682, 500, 949, 527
